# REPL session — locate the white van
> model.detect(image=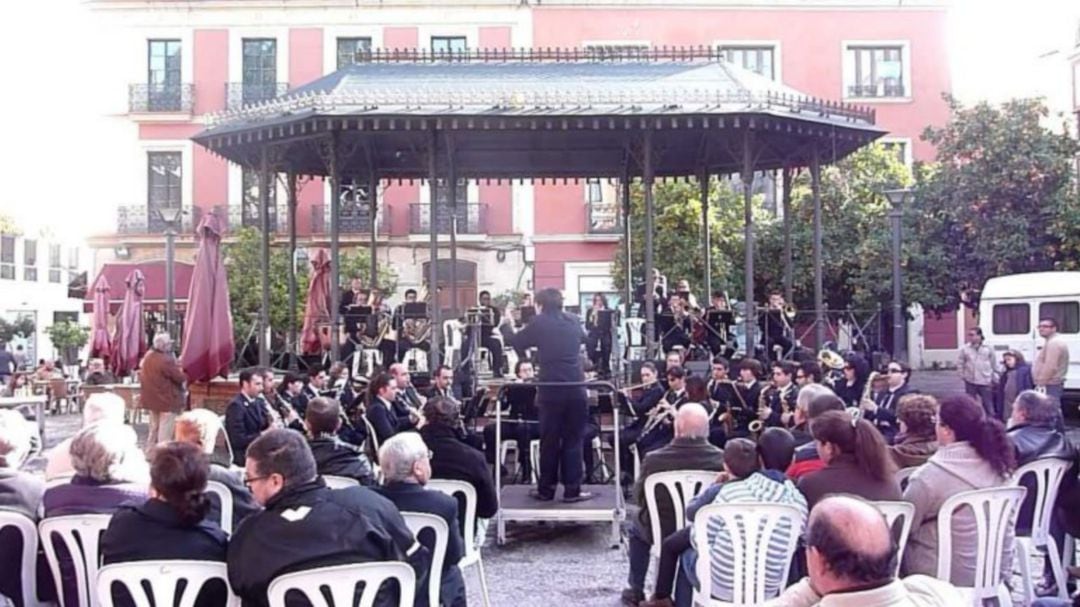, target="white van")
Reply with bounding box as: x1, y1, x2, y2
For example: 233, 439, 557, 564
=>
979, 272, 1080, 392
